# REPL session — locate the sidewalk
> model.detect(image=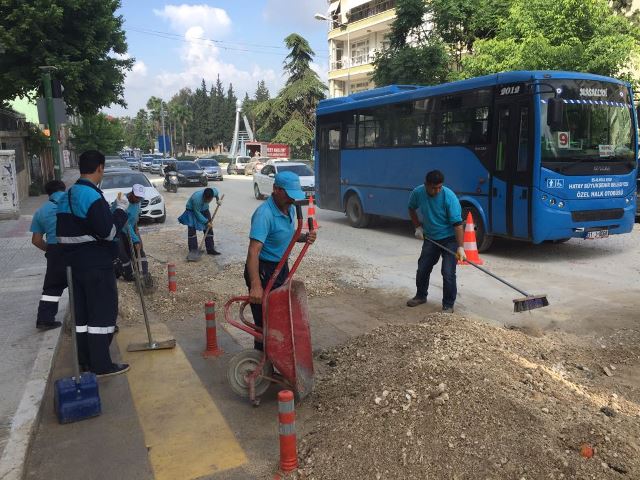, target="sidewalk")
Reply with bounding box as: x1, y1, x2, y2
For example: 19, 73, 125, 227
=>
0, 169, 79, 480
